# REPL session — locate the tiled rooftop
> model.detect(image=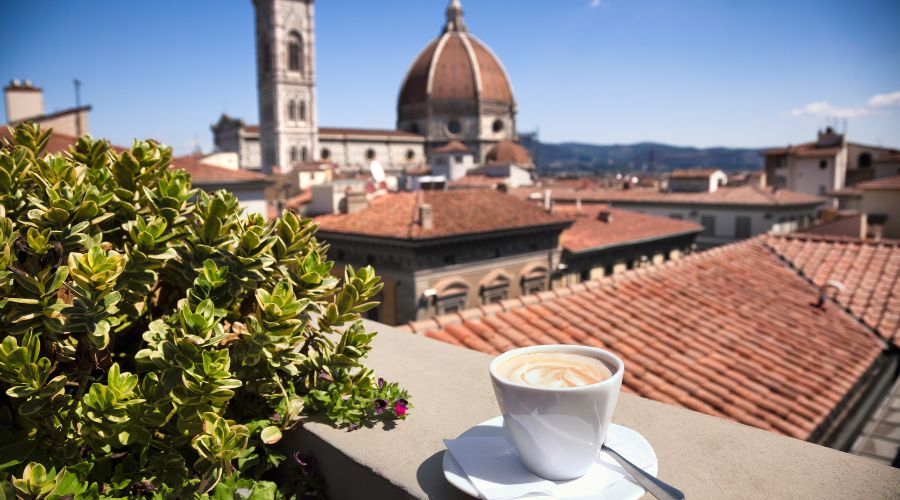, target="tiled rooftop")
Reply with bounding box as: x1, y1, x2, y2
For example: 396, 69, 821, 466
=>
315, 190, 571, 241
403, 236, 887, 439
512, 184, 825, 207
854, 175, 900, 191
555, 204, 702, 253
170, 155, 272, 185
766, 234, 900, 342
669, 167, 721, 178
